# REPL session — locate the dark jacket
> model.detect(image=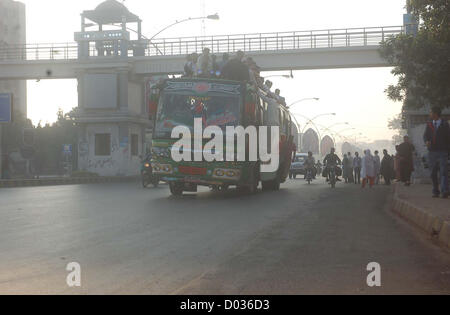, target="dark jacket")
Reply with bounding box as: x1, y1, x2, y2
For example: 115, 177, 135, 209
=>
221, 59, 250, 82
323, 153, 341, 166
380, 154, 394, 179
423, 120, 450, 152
